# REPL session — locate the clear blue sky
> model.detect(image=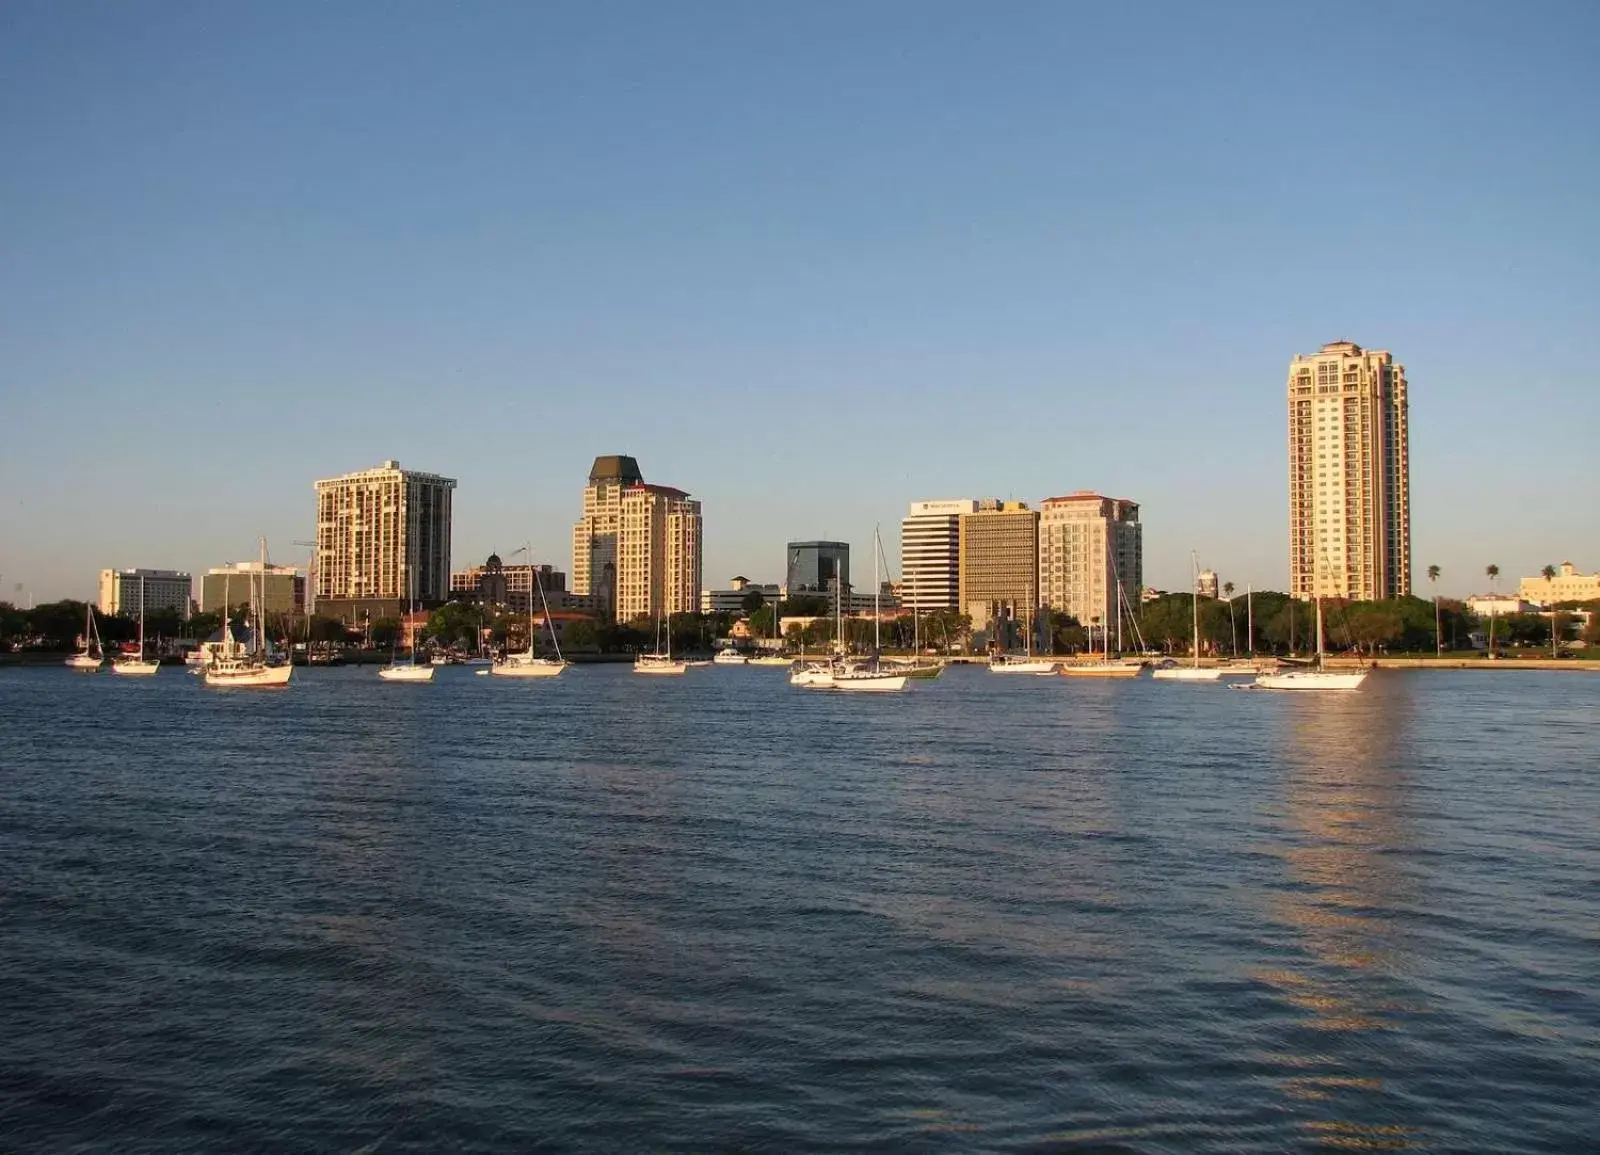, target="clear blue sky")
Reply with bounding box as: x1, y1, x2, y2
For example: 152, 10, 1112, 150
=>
2, 0, 1595, 603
